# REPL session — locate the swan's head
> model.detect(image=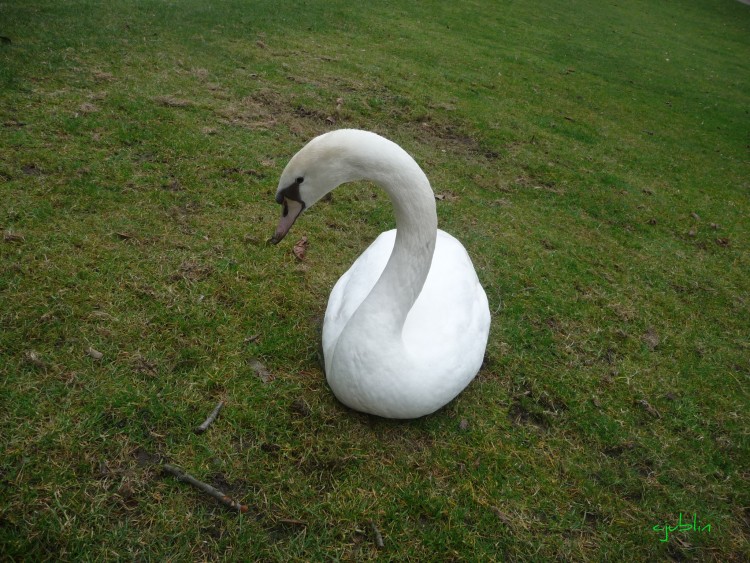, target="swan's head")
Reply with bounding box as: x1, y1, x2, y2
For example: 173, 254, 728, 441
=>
271, 132, 357, 244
